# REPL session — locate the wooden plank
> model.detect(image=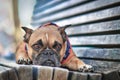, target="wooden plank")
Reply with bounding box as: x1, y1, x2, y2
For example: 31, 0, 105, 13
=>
37, 66, 53, 80
66, 20, 120, 35
32, 6, 120, 26
102, 69, 120, 80
53, 67, 69, 80
68, 29, 120, 37
69, 34, 120, 45
0, 66, 13, 80
55, 6, 120, 26
17, 66, 32, 80
68, 71, 102, 80
81, 59, 120, 69
8, 68, 18, 80
33, 0, 120, 22
33, 0, 65, 15
0, 70, 9, 80
88, 73, 102, 80
34, 0, 66, 15
34, 1, 50, 10
32, 0, 91, 21
73, 48, 120, 61
0, 64, 18, 80
0, 58, 19, 68
0, 59, 120, 80
69, 71, 88, 80
73, 48, 120, 69
0, 66, 10, 73
72, 44, 120, 48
